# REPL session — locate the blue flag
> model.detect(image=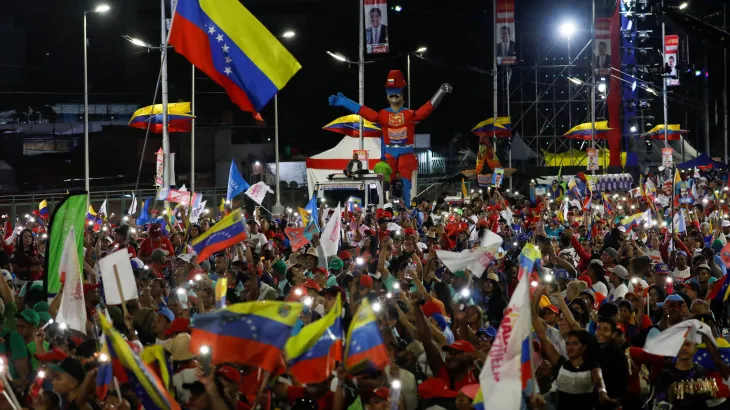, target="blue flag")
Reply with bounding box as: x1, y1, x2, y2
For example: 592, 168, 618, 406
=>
136, 197, 153, 226
304, 195, 319, 229
227, 160, 250, 201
